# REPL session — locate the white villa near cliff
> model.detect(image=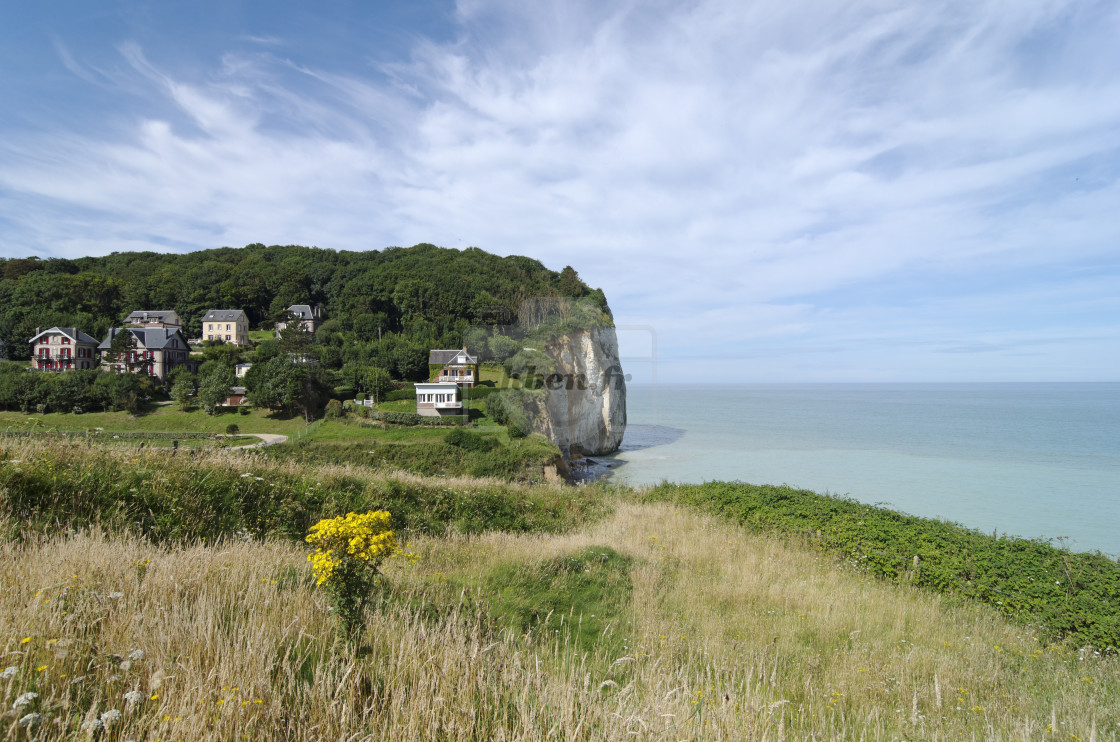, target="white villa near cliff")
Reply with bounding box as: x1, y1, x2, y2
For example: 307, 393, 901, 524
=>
414, 382, 463, 417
